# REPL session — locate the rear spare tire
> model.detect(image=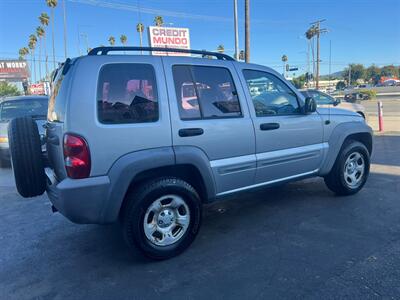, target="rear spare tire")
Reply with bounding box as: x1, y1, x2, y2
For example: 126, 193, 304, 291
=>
8, 117, 46, 197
